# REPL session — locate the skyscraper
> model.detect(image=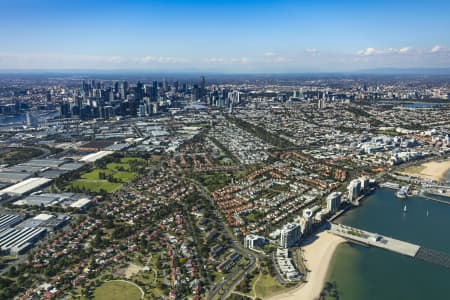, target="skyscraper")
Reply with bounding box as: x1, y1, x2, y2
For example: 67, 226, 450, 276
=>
200, 75, 206, 96
191, 84, 200, 102
162, 78, 168, 92
136, 81, 144, 100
